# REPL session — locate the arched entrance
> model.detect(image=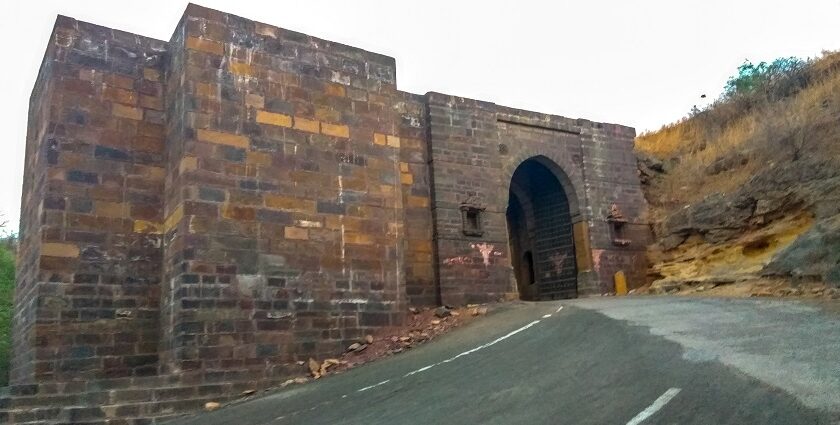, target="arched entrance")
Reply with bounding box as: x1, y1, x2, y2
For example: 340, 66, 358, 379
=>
506, 157, 578, 300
